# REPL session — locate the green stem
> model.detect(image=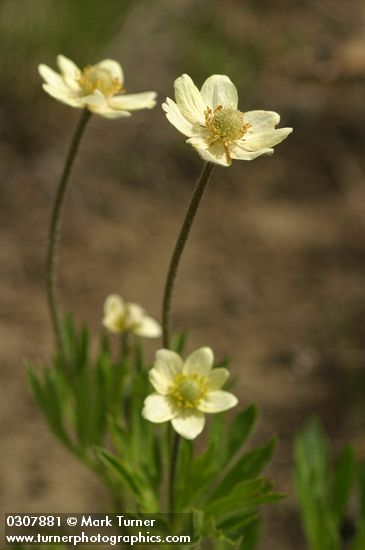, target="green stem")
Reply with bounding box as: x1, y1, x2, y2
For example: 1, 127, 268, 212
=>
169, 431, 181, 518
121, 331, 133, 424
162, 161, 215, 348
120, 331, 130, 359
46, 109, 91, 351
